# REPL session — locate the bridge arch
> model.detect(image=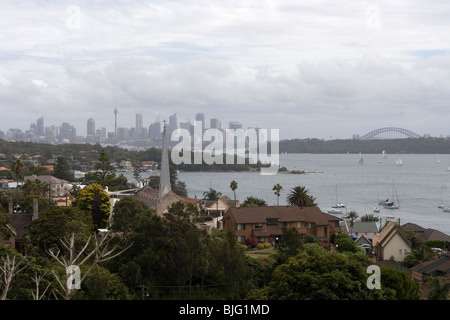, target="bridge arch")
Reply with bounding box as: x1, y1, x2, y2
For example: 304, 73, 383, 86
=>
359, 127, 421, 140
